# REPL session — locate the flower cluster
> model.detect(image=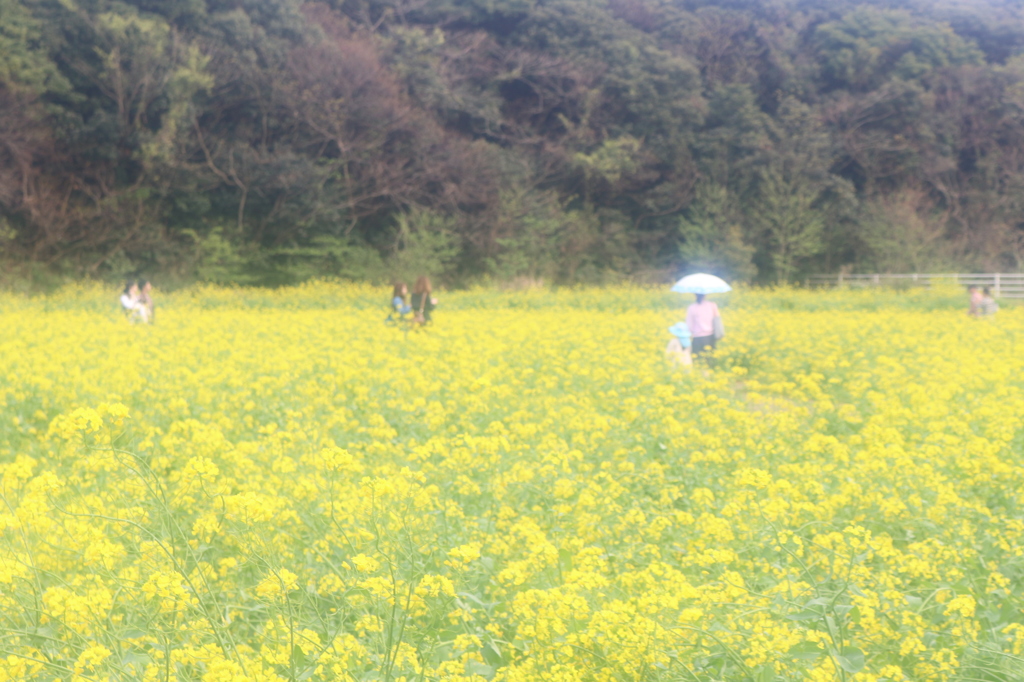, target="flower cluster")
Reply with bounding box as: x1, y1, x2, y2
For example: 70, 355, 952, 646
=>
0, 282, 1021, 681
